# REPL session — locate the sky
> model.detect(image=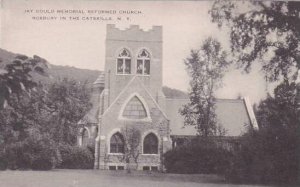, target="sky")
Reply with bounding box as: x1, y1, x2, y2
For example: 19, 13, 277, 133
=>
0, 0, 271, 104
